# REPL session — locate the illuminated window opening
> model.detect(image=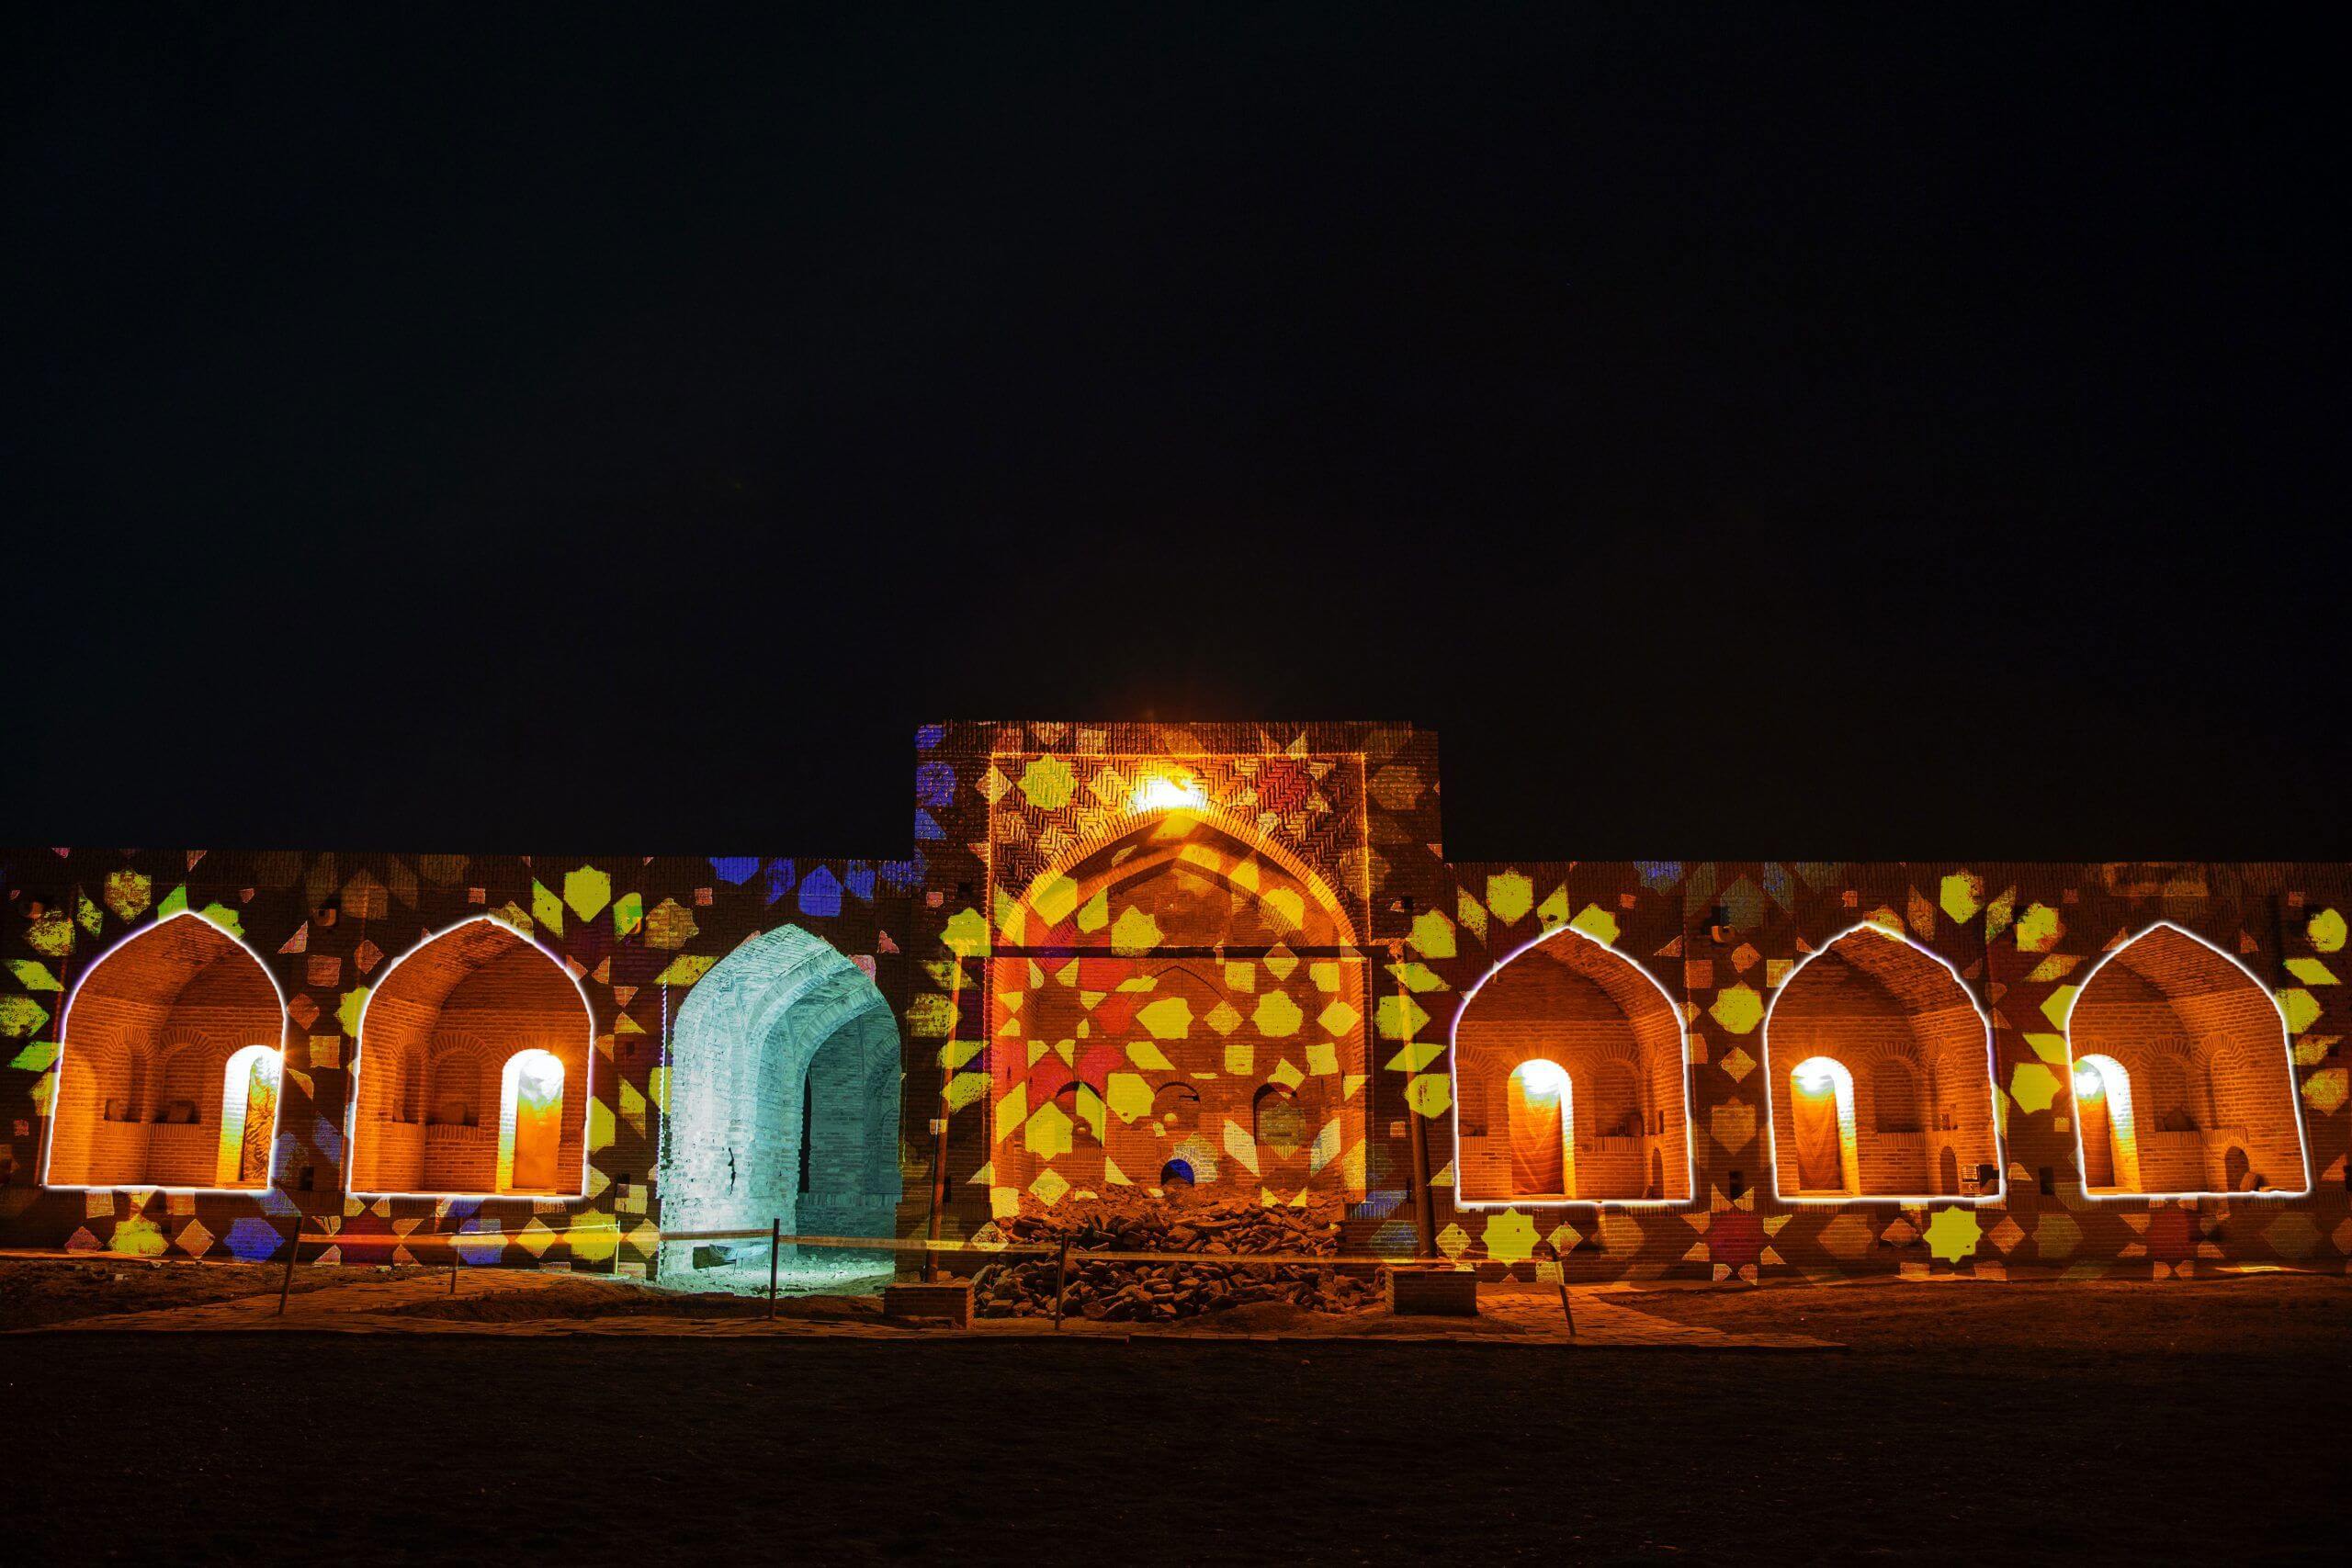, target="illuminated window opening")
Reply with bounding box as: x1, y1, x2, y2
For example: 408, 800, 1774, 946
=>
1507, 1058, 1574, 1198
1787, 1055, 1860, 1195
214, 1044, 283, 1189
